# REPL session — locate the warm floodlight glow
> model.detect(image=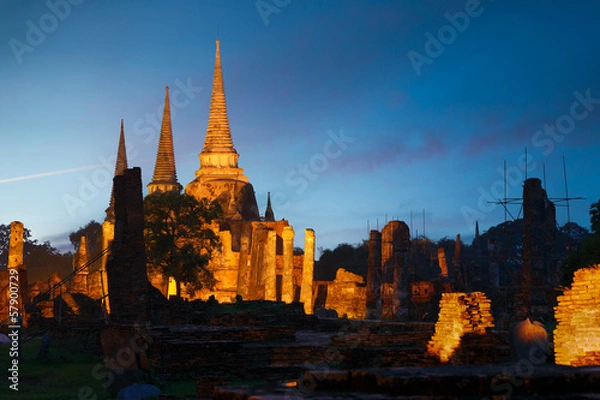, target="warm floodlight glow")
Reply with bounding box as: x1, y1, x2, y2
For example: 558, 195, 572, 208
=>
554, 265, 600, 366
427, 292, 494, 363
